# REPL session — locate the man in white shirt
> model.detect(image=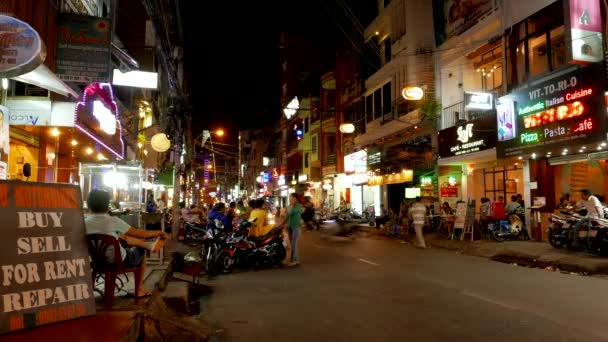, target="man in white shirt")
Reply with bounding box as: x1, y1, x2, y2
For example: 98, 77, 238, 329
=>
85, 190, 166, 298
408, 197, 428, 248
572, 189, 604, 248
